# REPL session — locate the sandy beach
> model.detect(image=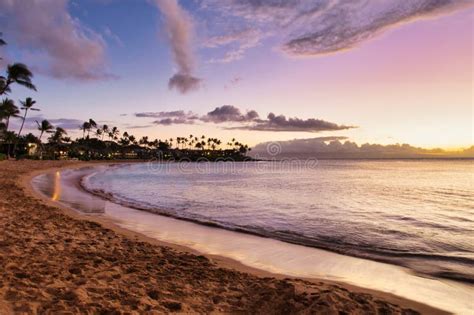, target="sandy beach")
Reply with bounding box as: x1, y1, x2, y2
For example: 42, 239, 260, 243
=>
0, 160, 448, 314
